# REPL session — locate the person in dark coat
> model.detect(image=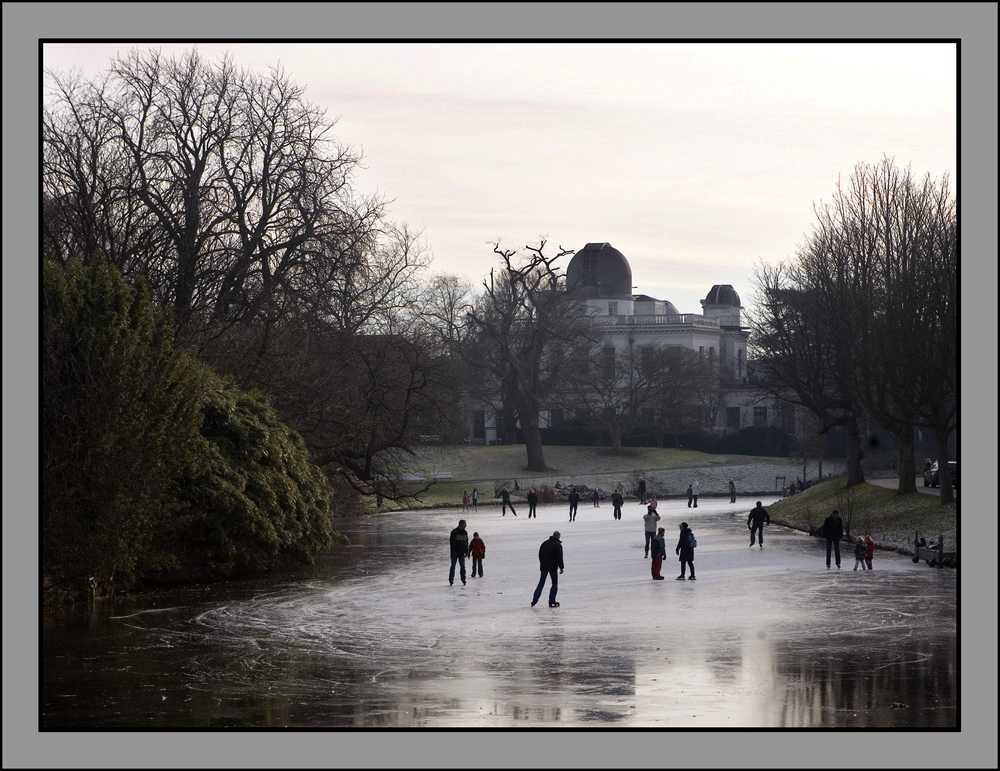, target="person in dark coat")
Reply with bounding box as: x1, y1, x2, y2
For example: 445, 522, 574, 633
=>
500, 487, 517, 517
611, 490, 624, 520
676, 522, 696, 580
567, 488, 580, 521
686, 484, 693, 508
526, 488, 538, 519
449, 519, 470, 585
531, 531, 565, 607
638, 477, 647, 505
822, 509, 844, 569
747, 501, 770, 548
729, 479, 737, 503
650, 527, 667, 580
